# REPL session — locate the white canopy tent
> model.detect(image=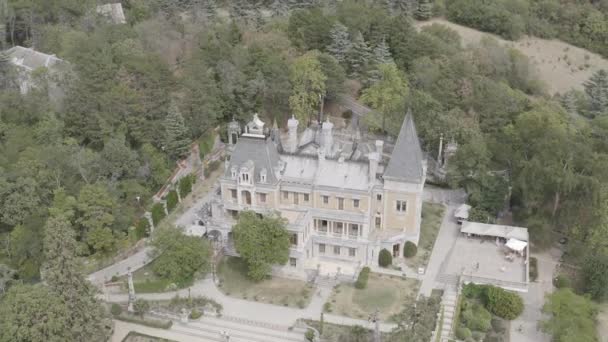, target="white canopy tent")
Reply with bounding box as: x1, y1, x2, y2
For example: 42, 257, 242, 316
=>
506, 238, 528, 252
